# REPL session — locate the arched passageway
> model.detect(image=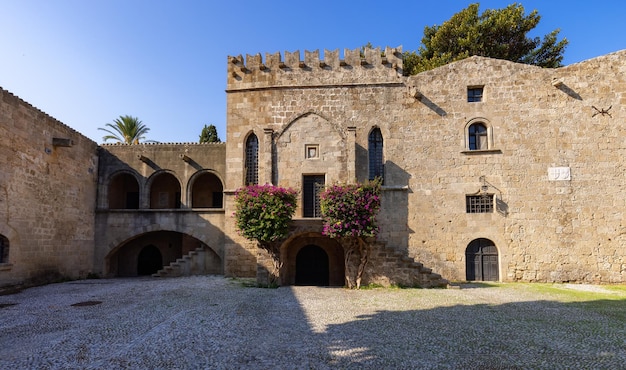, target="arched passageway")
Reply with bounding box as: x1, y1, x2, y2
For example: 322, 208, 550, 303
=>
106, 231, 220, 277
137, 245, 163, 275
191, 172, 223, 208
150, 173, 181, 209
466, 238, 499, 281
295, 245, 329, 286
281, 234, 344, 286
108, 172, 139, 209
